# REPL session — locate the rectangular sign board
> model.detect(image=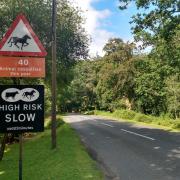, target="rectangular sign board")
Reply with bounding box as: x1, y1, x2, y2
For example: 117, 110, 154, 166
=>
0, 57, 45, 77
0, 85, 44, 133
